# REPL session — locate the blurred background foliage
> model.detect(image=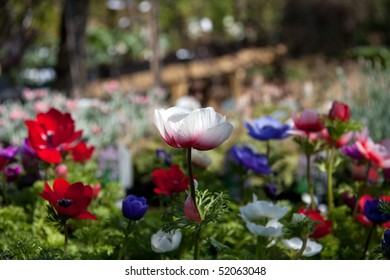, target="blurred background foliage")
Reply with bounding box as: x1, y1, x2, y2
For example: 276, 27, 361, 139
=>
1, 0, 390, 93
